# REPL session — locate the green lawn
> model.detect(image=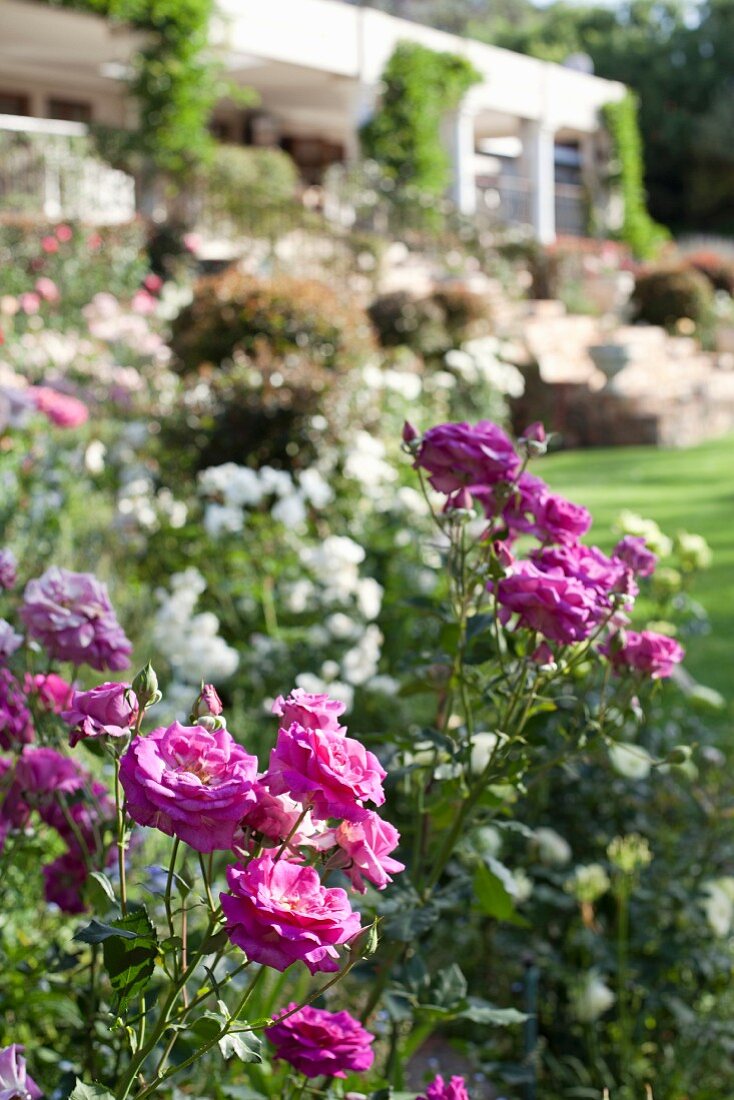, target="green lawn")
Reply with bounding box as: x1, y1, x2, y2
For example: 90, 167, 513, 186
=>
541, 434, 734, 699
